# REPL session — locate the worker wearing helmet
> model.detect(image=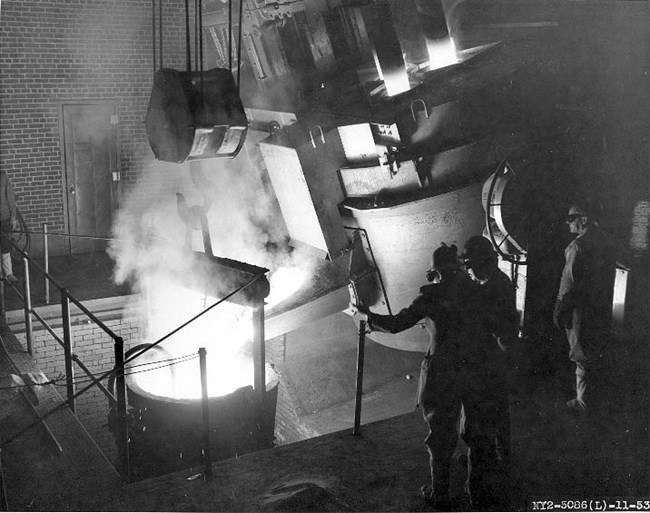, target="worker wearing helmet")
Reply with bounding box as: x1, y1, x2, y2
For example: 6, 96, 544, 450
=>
352, 242, 475, 511
458, 235, 518, 511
